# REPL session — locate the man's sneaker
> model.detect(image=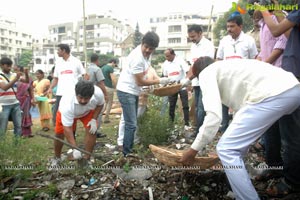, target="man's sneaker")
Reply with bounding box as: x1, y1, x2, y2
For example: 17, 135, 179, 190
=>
96, 132, 107, 138
48, 157, 61, 170
184, 125, 193, 131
